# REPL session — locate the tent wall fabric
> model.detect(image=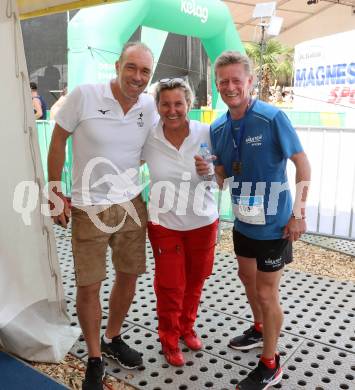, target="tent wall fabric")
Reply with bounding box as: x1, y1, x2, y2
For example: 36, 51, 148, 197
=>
0, 0, 79, 362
